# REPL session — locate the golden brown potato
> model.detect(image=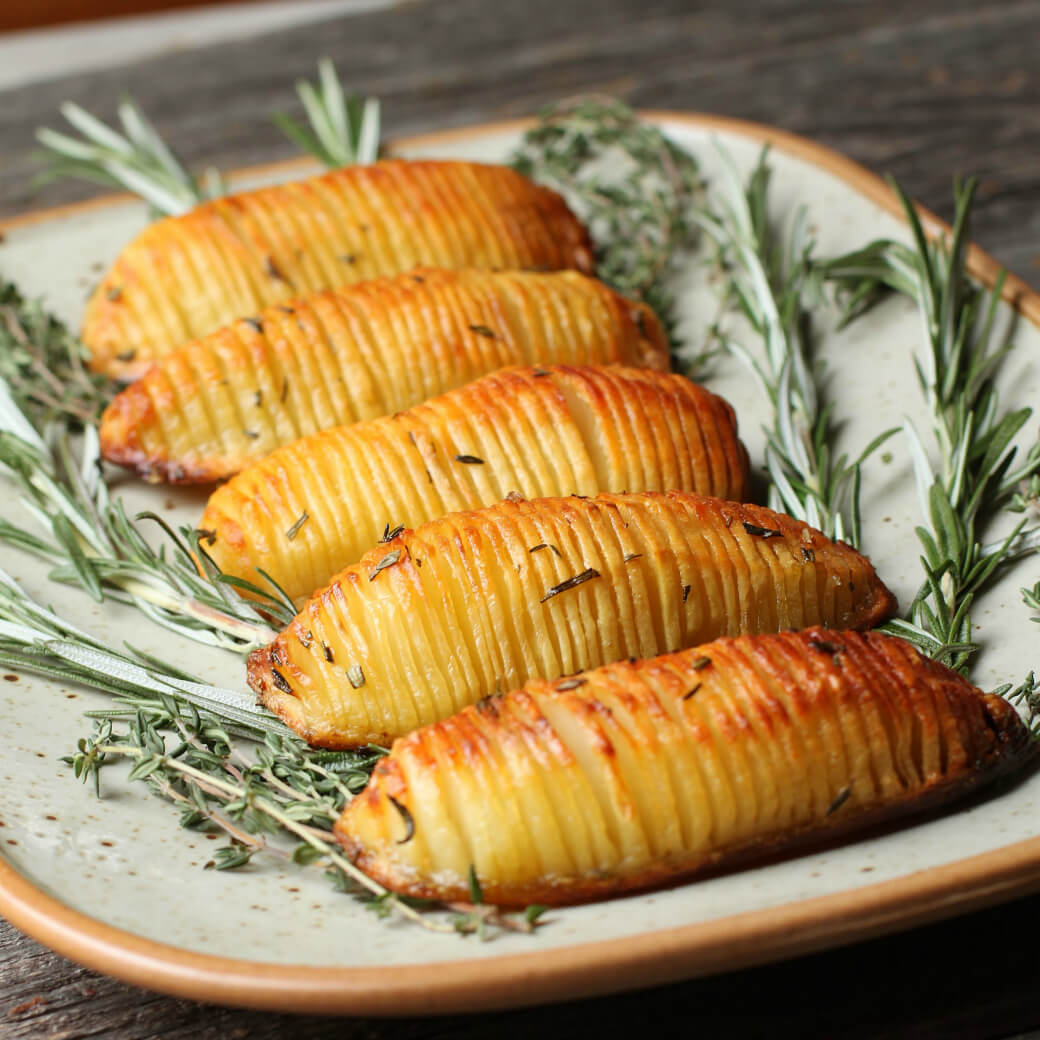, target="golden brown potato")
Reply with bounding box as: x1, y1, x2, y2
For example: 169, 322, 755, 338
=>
98, 269, 669, 483
200, 365, 749, 604
335, 629, 1030, 906
247, 492, 896, 747
83, 160, 594, 379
